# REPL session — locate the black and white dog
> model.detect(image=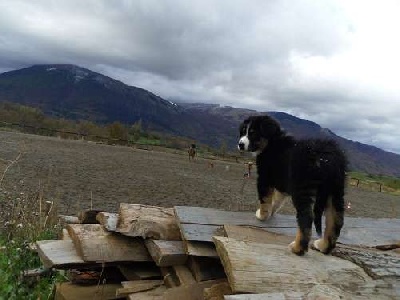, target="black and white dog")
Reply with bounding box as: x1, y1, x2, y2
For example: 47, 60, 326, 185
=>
238, 115, 347, 255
